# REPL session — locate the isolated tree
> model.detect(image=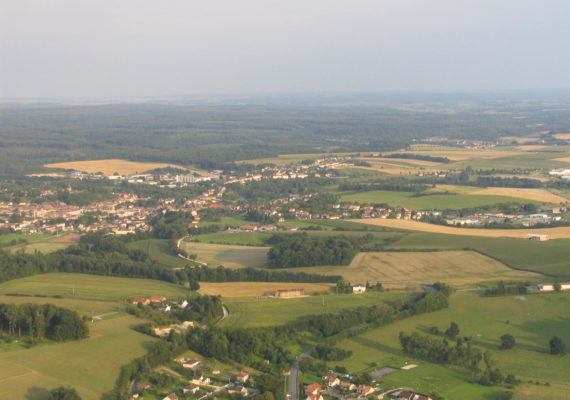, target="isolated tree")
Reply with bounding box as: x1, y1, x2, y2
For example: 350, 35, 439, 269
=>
48, 386, 82, 400
445, 322, 460, 339
499, 334, 516, 350
554, 282, 562, 292
549, 336, 566, 356
189, 280, 200, 291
